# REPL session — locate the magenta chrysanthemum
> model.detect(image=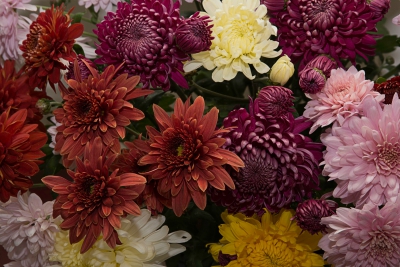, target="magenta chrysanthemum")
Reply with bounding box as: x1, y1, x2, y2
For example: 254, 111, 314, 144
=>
254, 86, 294, 119
304, 66, 384, 133
322, 93, 400, 207
209, 102, 324, 216
319, 200, 400, 267
95, 0, 190, 91
263, 0, 381, 68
